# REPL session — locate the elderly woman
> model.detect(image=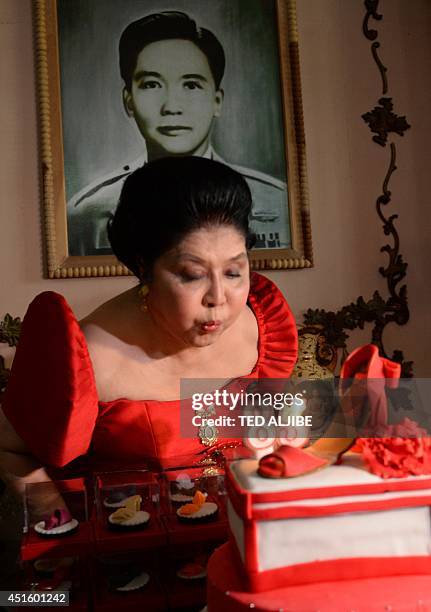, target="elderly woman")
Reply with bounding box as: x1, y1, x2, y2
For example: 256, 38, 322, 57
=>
0, 157, 297, 515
